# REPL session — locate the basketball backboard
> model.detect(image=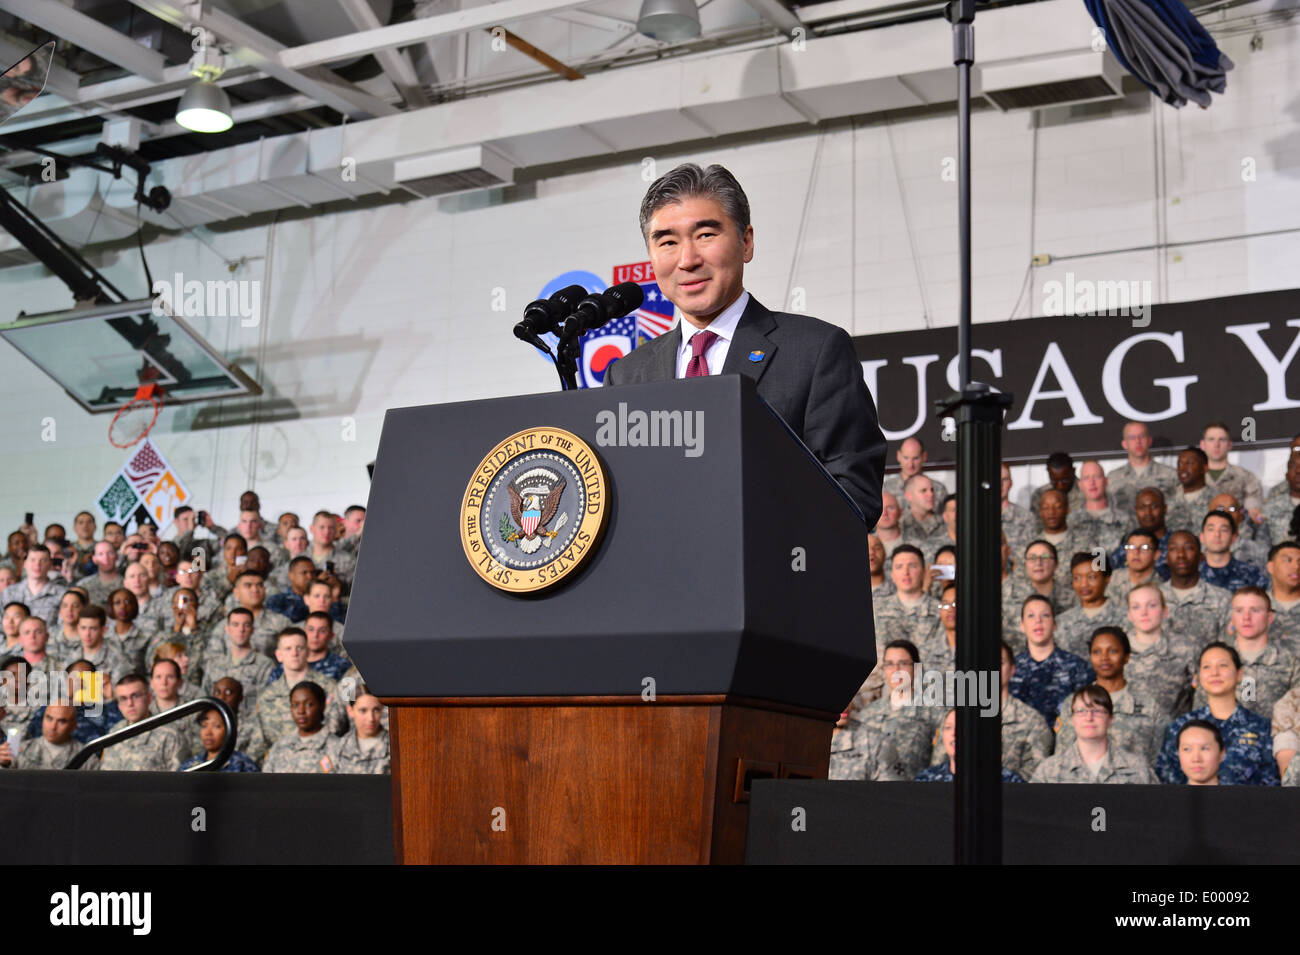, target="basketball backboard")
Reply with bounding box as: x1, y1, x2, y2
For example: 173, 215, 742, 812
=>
0, 297, 262, 413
